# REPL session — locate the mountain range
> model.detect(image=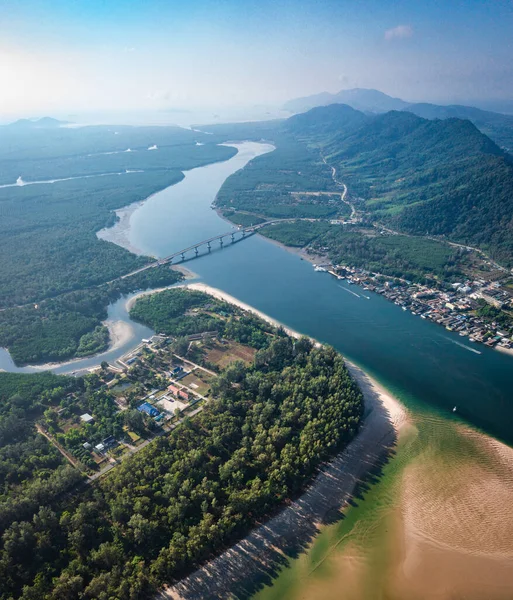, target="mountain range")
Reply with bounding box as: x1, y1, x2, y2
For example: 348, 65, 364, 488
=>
285, 104, 513, 264
284, 88, 513, 152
